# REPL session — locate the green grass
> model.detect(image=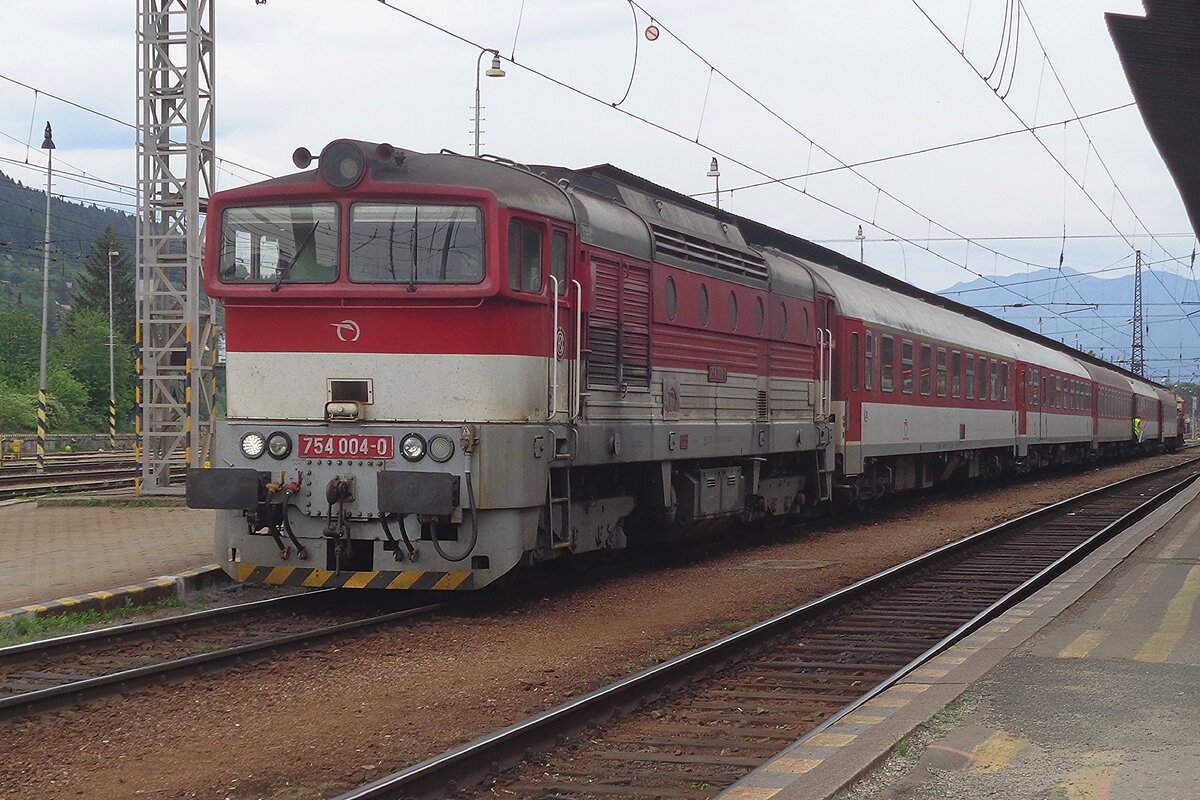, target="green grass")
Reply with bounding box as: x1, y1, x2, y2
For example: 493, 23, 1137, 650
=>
36, 496, 187, 508
0, 595, 213, 646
